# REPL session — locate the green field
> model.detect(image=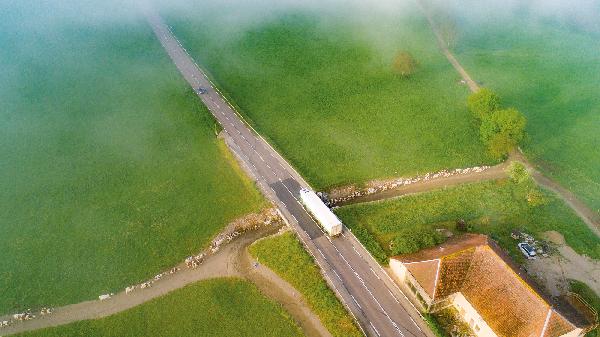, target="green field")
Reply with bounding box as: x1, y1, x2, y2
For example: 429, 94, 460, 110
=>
250, 232, 362, 337
336, 179, 600, 262
18, 278, 302, 337
0, 4, 264, 313
165, 0, 494, 189
428, 0, 600, 217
